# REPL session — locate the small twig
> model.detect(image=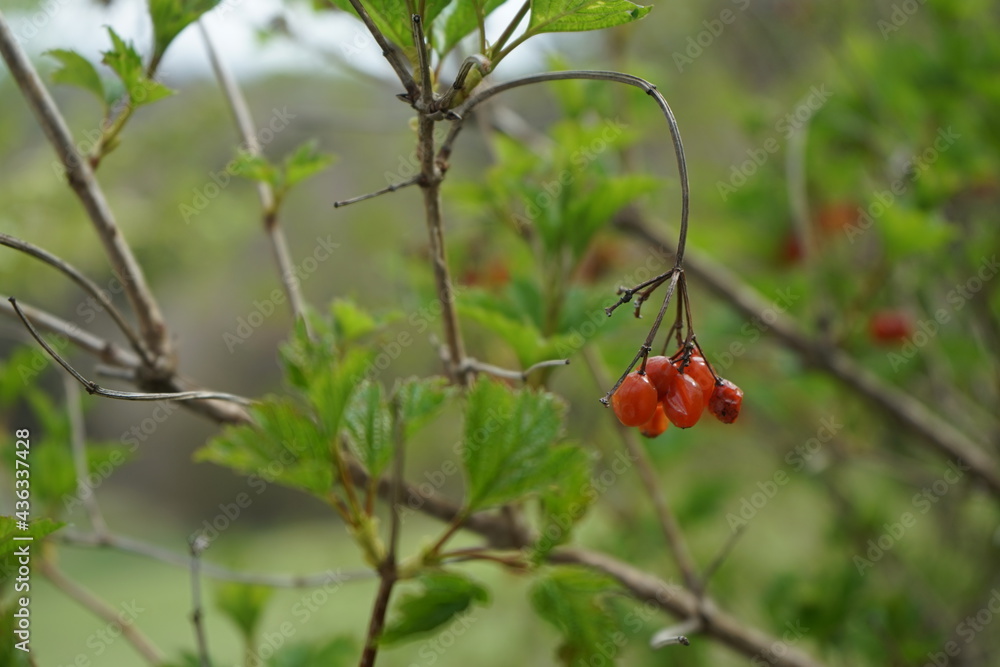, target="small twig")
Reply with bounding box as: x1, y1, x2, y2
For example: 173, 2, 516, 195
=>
59, 529, 375, 587
340, 0, 418, 100
358, 400, 404, 667
0, 11, 172, 361
0, 233, 151, 364
650, 617, 699, 649
39, 558, 164, 665
65, 377, 109, 535
9, 297, 252, 405
701, 525, 746, 590
460, 357, 569, 381
189, 536, 212, 667
199, 22, 310, 333
435, 55, 490, 112
334, 176, 420, 208
489, 1, 530, 58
